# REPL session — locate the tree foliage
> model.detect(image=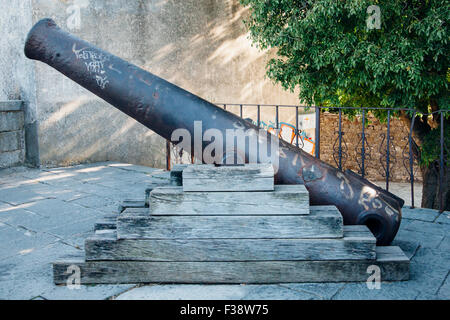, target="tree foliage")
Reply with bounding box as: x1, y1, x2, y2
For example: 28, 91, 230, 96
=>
240, 0, 448, 118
